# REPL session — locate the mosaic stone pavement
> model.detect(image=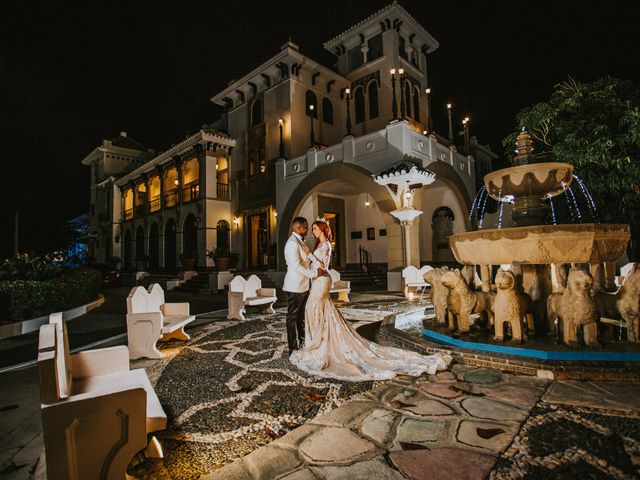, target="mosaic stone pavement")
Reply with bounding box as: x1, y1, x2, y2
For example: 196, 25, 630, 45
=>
124, 296, 640, 480
128, 296, 413, 480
